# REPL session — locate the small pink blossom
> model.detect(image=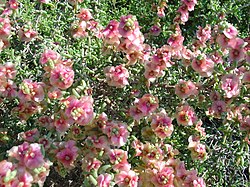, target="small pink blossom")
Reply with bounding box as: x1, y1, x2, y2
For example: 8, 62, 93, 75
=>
102, 20, 120, 39
109, 149, 130, 171
182, 0, 197, 11
118, 15, 140, 39
216, 34, 230, 49
242, 71, 250, 83
97, 174, 112, 187
54, 112, 71, 133
115, 170, 138, 187
209, 91, 221, 101
104, 121, 129, 147
50, 64, 74, 90
223, 24, 238, 39
71, 20, 88, 39
151, 161, 174, 187
18, 79, 45, 102
18, 27, 37, 42
188, 136, 207, 161
20, 128, 40, 142
196, 25, 211, 43
135, 94, 159, 116
104, 64, 129, 88
191, 56, 214, 77
193, 177, 206, 187
150, 25, 161, 36
240, 116, 250, 132
175, 80, 198, 99
176, 104, 197, 126
0, 79, 17, 98
0, 62, 17, 79
39, 50, 60, 65
209, 100, 227, 118
56, 140, 78, 169
24, 143, 45, 169
150, 109, 173, 139
77, 8, 92, 21
0, 17, 11, 39
128, 106, 145, 121
221, 74, 240, 98
65, 96, 94, 126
